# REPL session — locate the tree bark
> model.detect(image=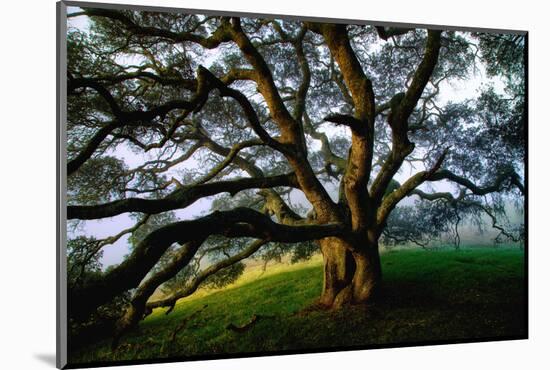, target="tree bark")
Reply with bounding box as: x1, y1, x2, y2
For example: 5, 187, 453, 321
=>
351, 246, 382, 303
318, 237, 355, 307
318, 237, 381, 308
